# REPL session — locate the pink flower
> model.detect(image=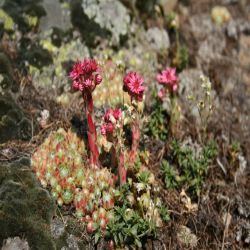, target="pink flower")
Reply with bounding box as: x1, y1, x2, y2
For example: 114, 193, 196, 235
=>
70, 61, 83, 81
105, 123, 114, 134
104, 109, 113, 123
82, 58, 98, 74
69, 58, 102, 92
123, 72, 145, 101
100, 123, 114, 135
104, 109, 122, 123
157, 88, 166, 100
112, 109, 122, 120
72, 81, 79, 90
156, 67, 178, 92
95, 74, 102, 85
100, 124, 107, 135
101, 109, 122, 136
